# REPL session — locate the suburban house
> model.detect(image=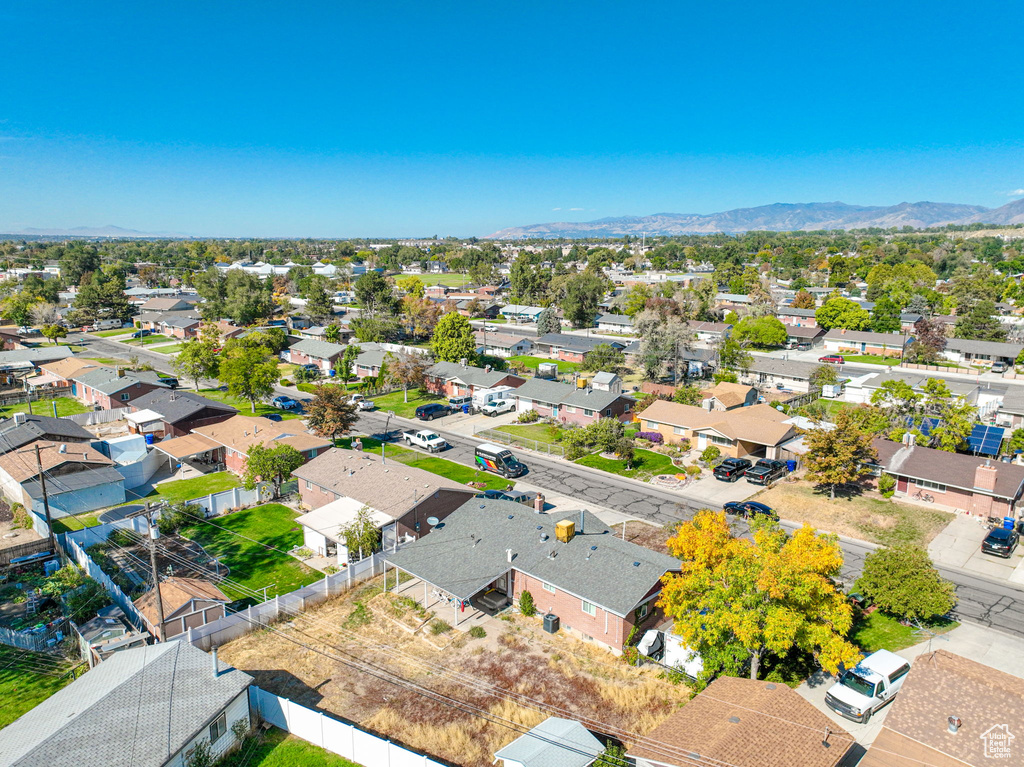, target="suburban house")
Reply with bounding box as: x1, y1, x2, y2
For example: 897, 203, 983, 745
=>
28, 357, 101, 390
687, 320, 731, 343
494, 717, 604, 767
0, 641, 253, 767
0, 439, 121, 512
500, 304, 545, 323
859, 650, 1022, 767
424, 360, 527, 398
843, 370, 983, 407
638, 401, 798, 459
0, 412, 94, 453
140, 296, 195, 312
940, 338, 1024, 368
784, 324, 824, 346
154, 315, 201, 339
133, 577, 230, 640
474, 330, 535, 358
0, 347, 75, 386
71, 367, 174, 410
352, 343, 389, 380
513, 376, 635, 426
714, 292, 755, 306
900, 312, 923, 332
821, 328, 913, 358
153, 414, 331, 477
997, 388, 1024, 428
777, 306, 819, 326
128, 389, 239, 439
292, 449, 478, 559
0, 329, 28, 350
629, 676, 853, 767
74, 604, 150, 665
700, 382, 759, 410
456, 299, 500, 318
136, 310, 202, 334
595, 313, 634, 333
872, 437, 1024, 517
534, 333, 627, 363
384, 501, 681, 653
22, 465, 128, 517
284, 338, 348, 372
